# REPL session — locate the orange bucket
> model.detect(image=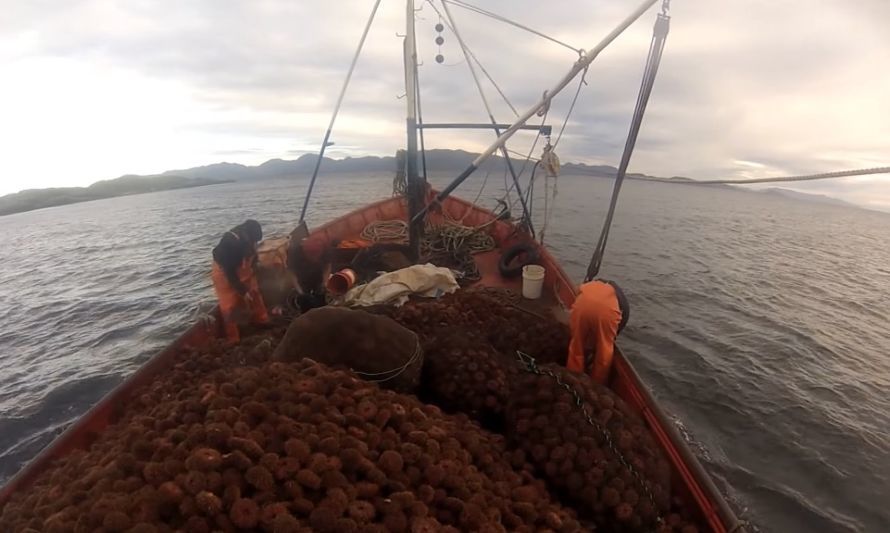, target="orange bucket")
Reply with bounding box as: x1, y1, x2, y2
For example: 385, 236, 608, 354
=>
326, 268, 357, 295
